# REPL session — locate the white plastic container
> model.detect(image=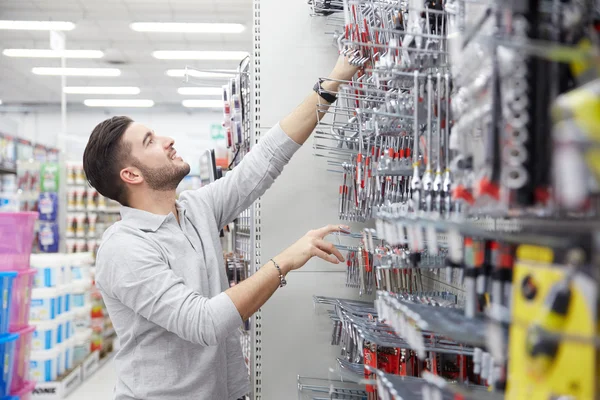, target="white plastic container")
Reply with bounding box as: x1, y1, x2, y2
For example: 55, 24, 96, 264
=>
56, 312, 74, 345
71, 280, 91, 309
56, 286, 64, 316
29, 347, 60, 382
30, 254, 64, 288
30, 318, 60, 351
65, 283, 73, 313
64, 337, 75, 371
62, 262, 73, 285
73, 329, 92, 364
56, 313, 65, 345
58, 284, 72, 314
30, 287, 60, 321
73, 305, 92, 332
62, 311, 74, 340
56, 342, 65, 376
68, 253, 93, 282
